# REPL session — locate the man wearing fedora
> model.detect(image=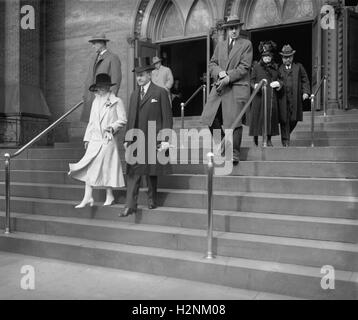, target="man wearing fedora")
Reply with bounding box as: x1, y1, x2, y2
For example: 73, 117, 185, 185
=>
201, 15, 253, 165
151, 56, 174, 100
119, 57, 173, 217
81, 34, 122, 122
278, 44, 311, 147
